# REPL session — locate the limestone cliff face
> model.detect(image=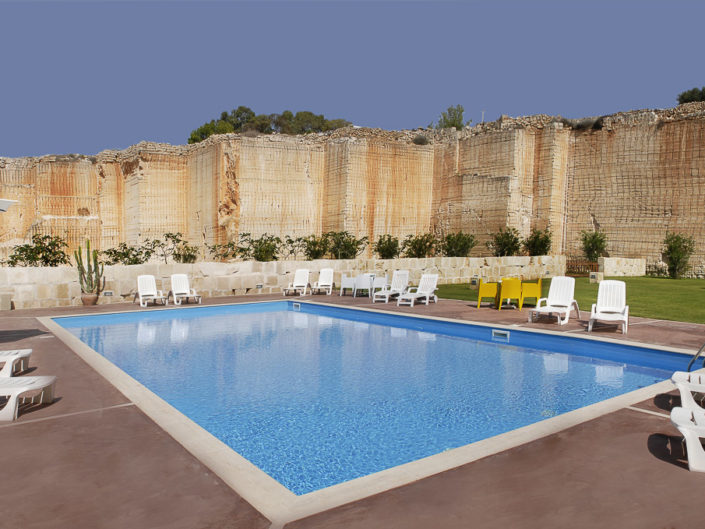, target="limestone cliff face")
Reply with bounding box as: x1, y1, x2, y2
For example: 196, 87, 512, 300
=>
2, 102, 705, 272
